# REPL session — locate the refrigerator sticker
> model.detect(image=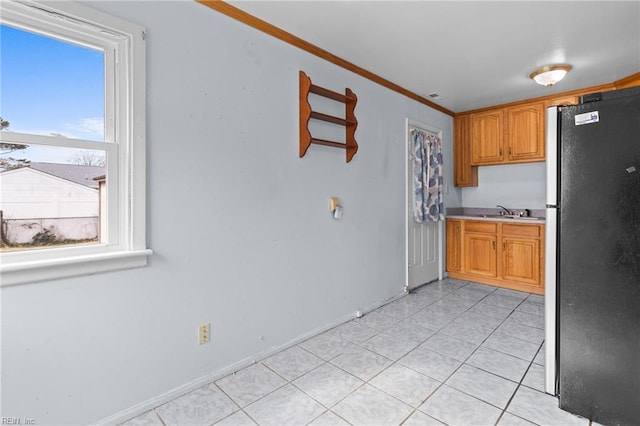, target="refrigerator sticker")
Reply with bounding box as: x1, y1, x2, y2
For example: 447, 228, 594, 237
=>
575, 111, 600, 126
